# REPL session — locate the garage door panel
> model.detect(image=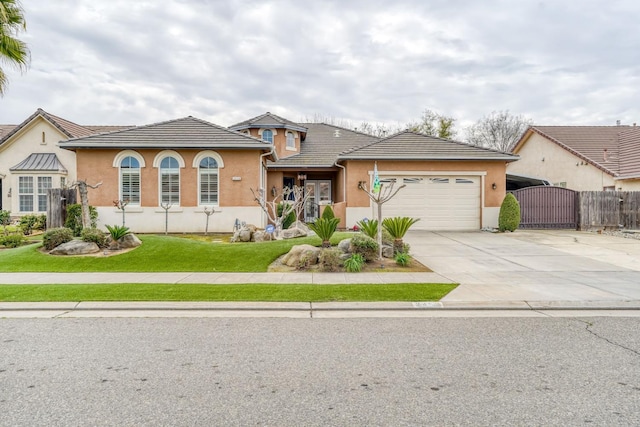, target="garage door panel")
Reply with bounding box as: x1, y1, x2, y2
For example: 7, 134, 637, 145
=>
381, 175, 481, 231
